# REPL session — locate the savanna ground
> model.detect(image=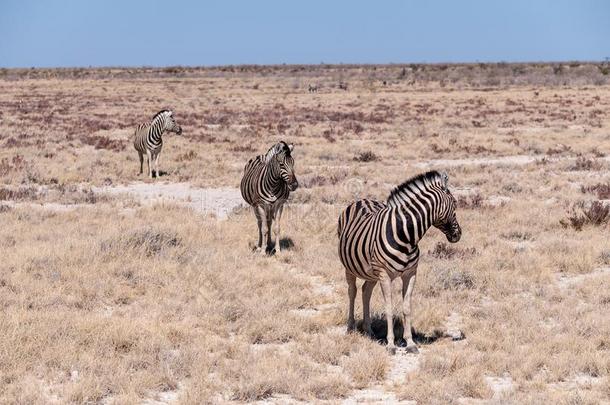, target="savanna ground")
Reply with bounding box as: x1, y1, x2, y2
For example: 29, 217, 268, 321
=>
1, 62, 610, 404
